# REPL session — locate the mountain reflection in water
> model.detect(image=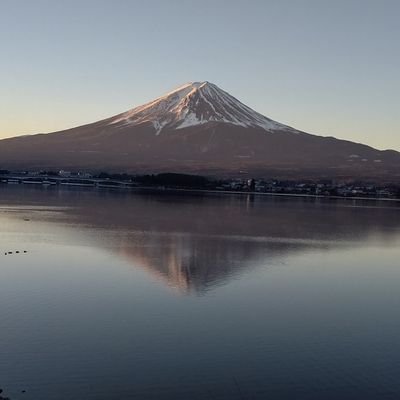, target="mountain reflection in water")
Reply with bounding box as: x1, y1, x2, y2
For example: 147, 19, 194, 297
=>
1, 185, 399, 294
